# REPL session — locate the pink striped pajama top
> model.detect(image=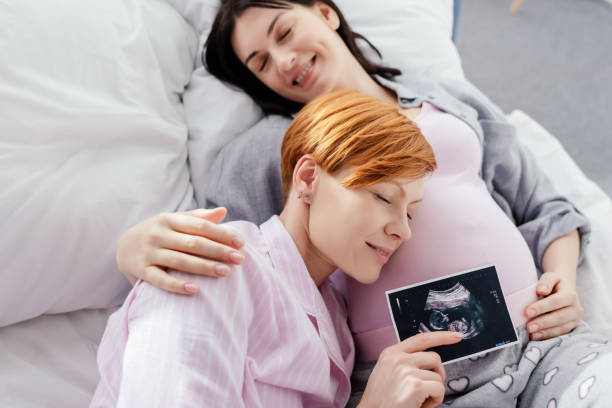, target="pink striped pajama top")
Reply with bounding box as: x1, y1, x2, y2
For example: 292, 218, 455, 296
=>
91, 216, 355, 407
